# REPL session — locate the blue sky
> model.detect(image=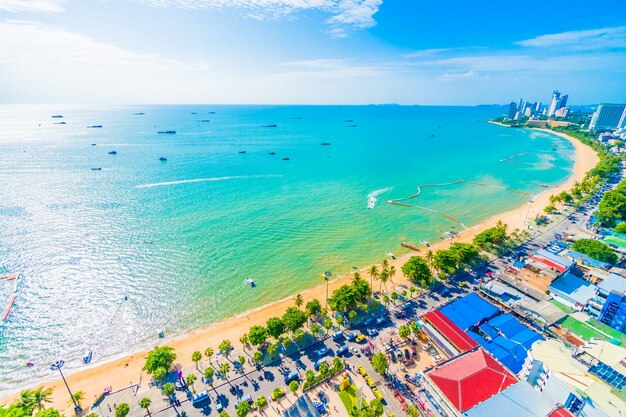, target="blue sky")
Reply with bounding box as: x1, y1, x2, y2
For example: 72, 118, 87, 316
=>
0, 0, 625, 104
